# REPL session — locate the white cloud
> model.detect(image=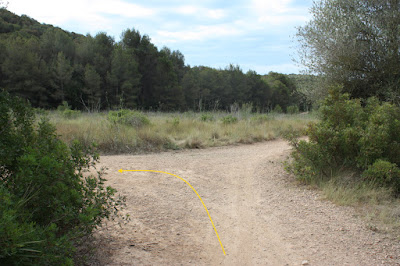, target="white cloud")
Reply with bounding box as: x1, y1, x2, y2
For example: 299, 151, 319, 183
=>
95, 0, 156, 18
252, 0, 293, 14
175, 5, 198, 15
258, 14, 309, 25
250, 0, 310, 26
8, 0, 156, 33
155, 24, 242, 42
206, 9, 226, 19
174, 5, 226, 20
